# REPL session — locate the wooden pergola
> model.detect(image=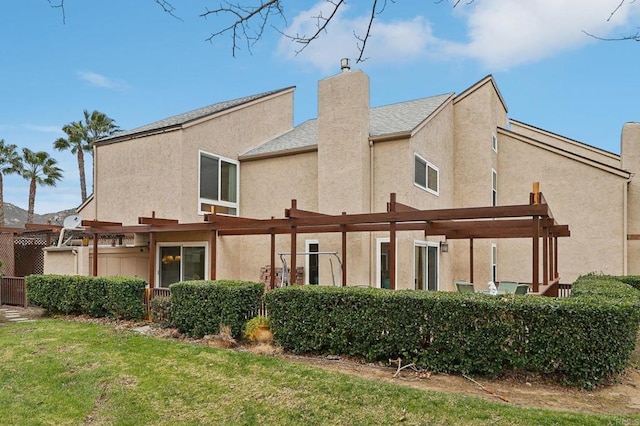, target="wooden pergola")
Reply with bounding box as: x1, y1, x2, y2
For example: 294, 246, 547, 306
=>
80, 187, 569, 296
